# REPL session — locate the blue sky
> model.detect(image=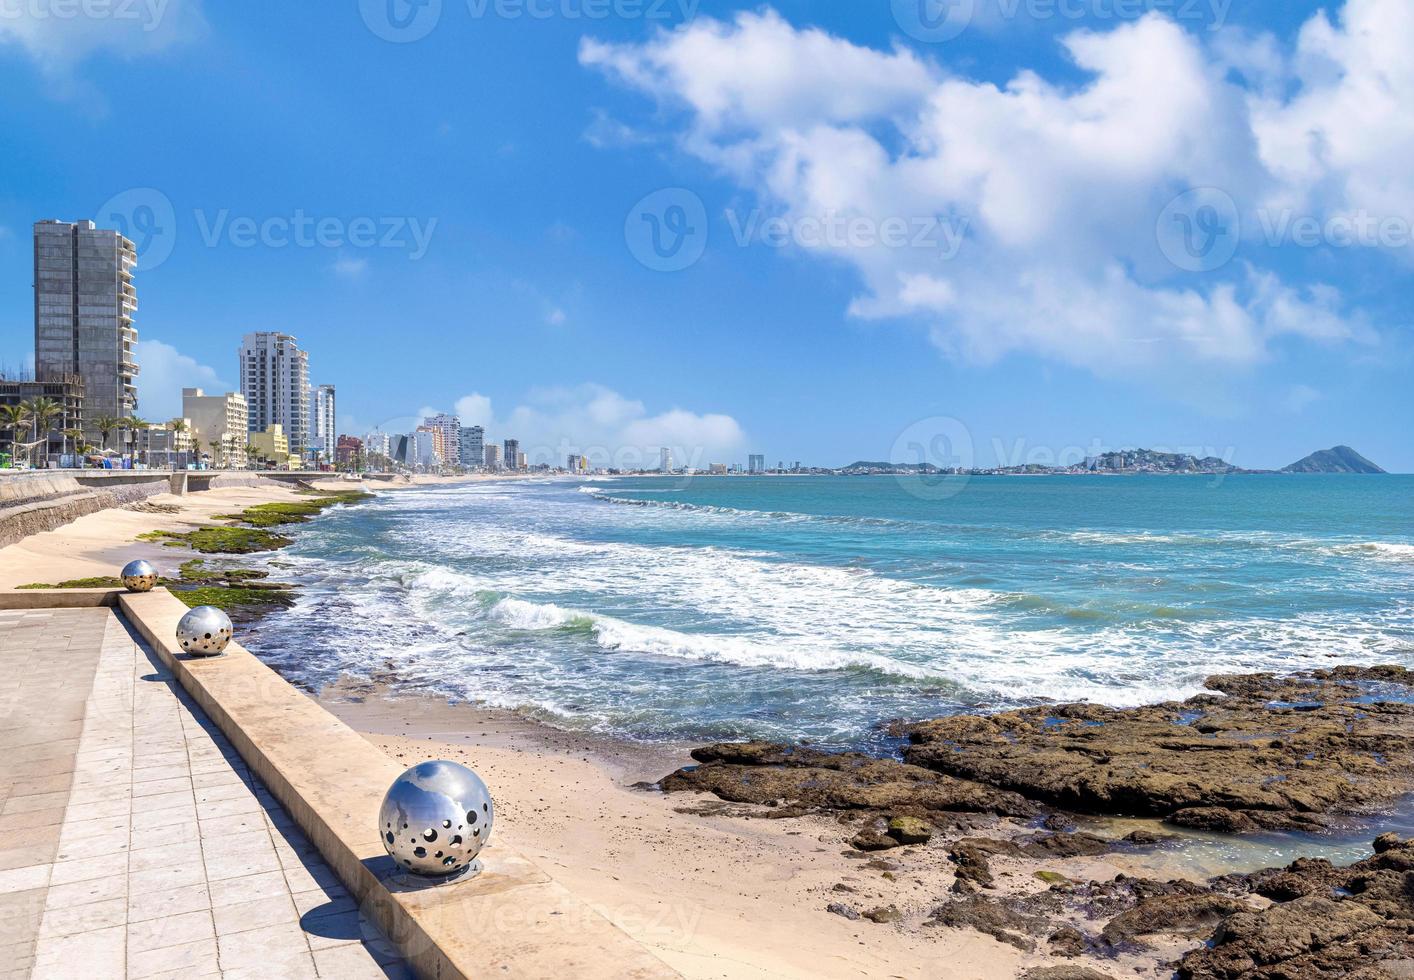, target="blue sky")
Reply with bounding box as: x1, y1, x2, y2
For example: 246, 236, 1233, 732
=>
0, 0, 1409, 470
